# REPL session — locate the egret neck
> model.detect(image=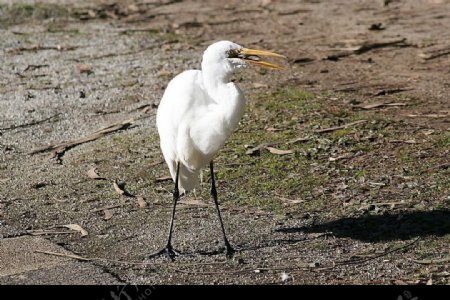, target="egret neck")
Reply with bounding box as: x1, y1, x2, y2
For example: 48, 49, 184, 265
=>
201, 62, 246, 139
